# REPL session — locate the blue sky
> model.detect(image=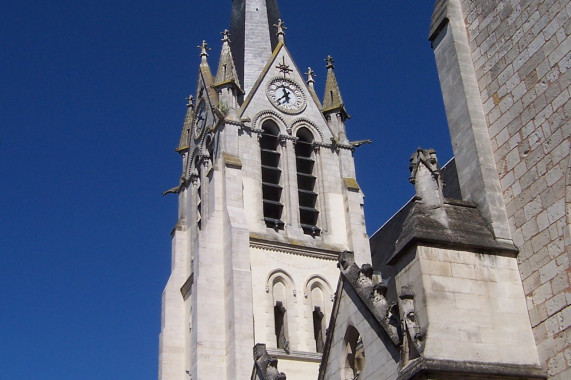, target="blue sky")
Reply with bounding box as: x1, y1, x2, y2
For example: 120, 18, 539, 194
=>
0, 1, 450, 378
